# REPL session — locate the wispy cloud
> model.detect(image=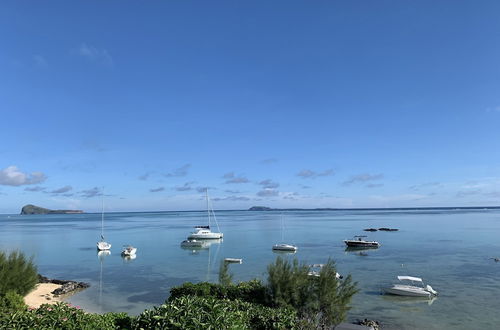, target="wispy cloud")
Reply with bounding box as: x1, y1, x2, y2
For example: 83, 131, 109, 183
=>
261, 158, 278, 164
366, 183, 384, 188
257, 188, 279, 197
342, 173, 384, 186
297, 168, 334, 179
224, 189, 241, 194
223, 172, 249, 184
138, 172, 152, 181
33, 55, 48, 68
76, 43, 113, 66
212, 195, 251, 202
299, 184, 311, 189
165, 164, 191, 178
174, 181, 195, 191
24, 186, 46, 192
0, 166, 47, 186
486, 106, 500, 113
258, 179, 279, 189
409, 182, 441, 190
150, 187, 165, 193
196, 186, 210, 193
79, 187, 102, 198
50, 185, 73, 194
